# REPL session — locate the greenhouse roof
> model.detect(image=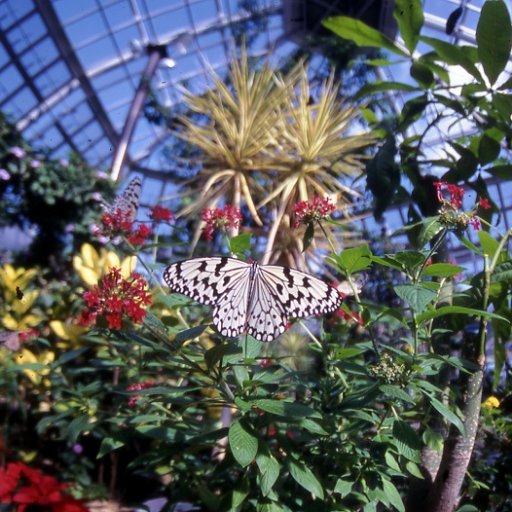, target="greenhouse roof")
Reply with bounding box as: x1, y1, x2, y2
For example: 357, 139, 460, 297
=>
1, 0, 511, 268
0, 0, 499, 176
